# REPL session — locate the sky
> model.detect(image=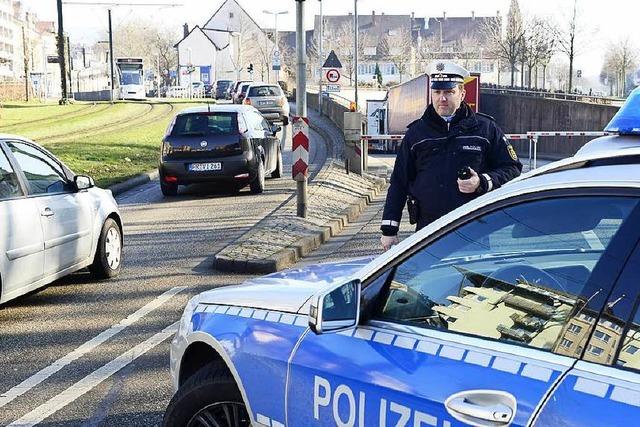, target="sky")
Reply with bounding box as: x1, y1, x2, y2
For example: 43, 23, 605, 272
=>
20, 0, 640, 81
